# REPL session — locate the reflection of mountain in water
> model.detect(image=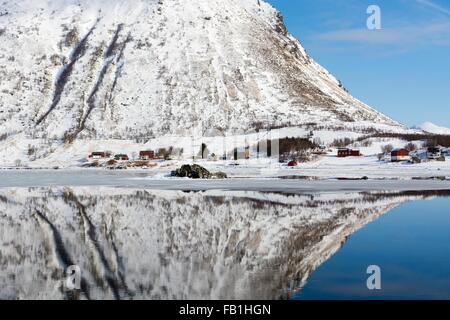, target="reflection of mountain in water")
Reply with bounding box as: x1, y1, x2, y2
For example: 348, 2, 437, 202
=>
0, 188, 447, 300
